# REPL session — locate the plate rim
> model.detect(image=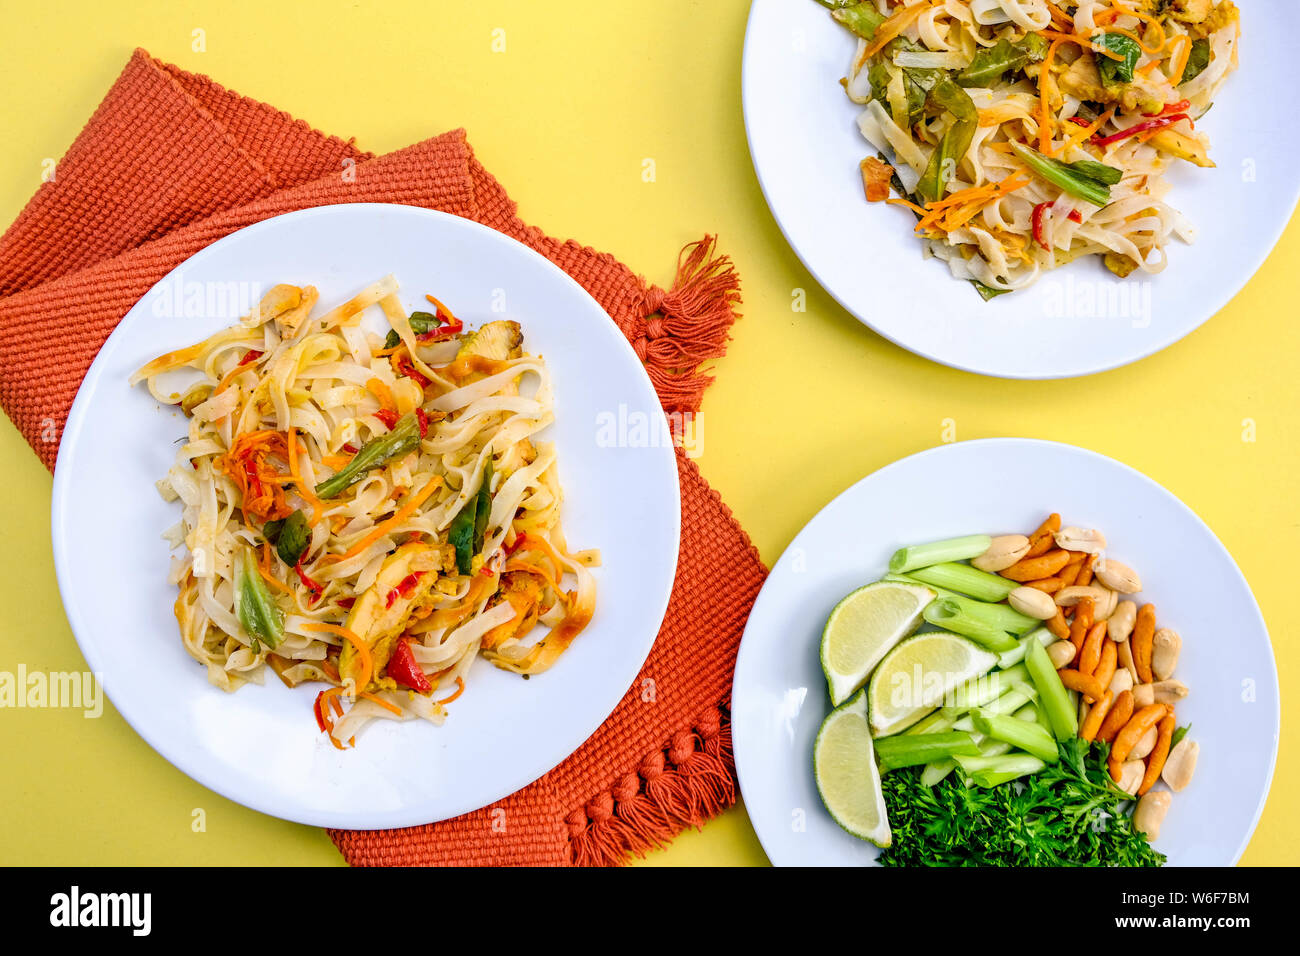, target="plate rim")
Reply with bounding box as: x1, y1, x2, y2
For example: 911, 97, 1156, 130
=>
49, 201, 682, 829
731, 435, 1279, 866
740, 0, 1300, 380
